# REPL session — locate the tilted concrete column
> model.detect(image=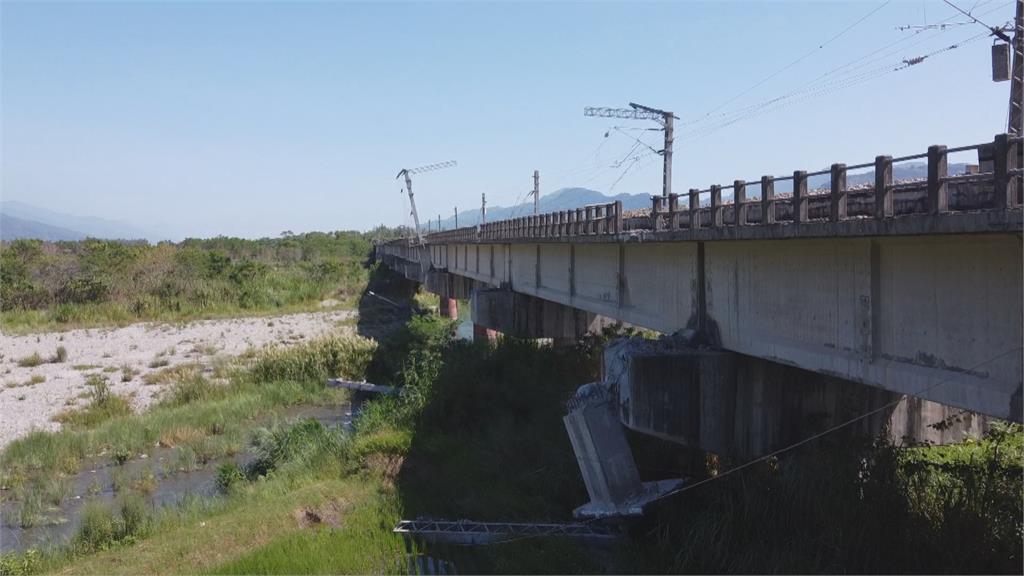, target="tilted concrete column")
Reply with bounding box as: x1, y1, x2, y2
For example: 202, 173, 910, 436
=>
564, 391, 643, 512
